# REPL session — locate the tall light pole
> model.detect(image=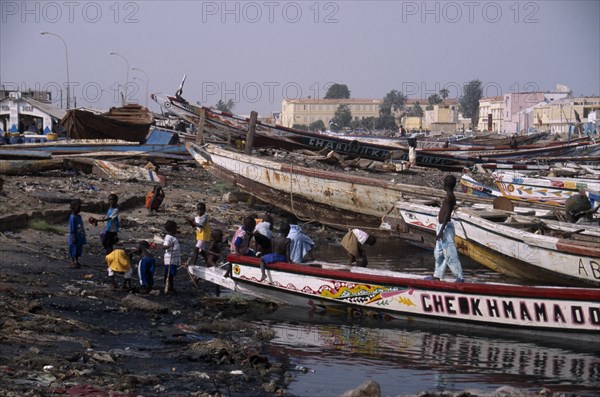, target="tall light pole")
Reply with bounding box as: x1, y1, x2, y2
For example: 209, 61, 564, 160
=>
109, 51, 129, 104
41, 31, 70, 109
131, 67, 149, 107
132, 77, 147, 107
